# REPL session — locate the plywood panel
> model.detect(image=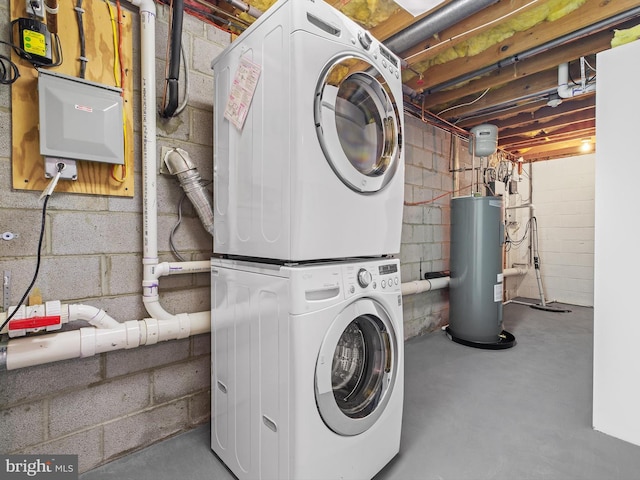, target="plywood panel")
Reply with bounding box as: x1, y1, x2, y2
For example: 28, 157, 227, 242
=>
10, 0, 135, 196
